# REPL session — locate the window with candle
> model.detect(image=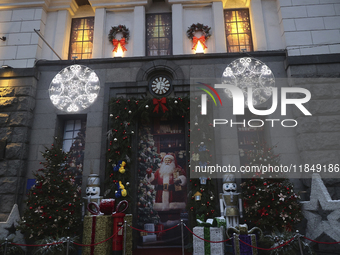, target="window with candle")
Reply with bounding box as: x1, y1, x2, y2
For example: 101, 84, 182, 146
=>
224, 9, 253, 53
146, 13, 172, 56
69, 17, 94, 60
